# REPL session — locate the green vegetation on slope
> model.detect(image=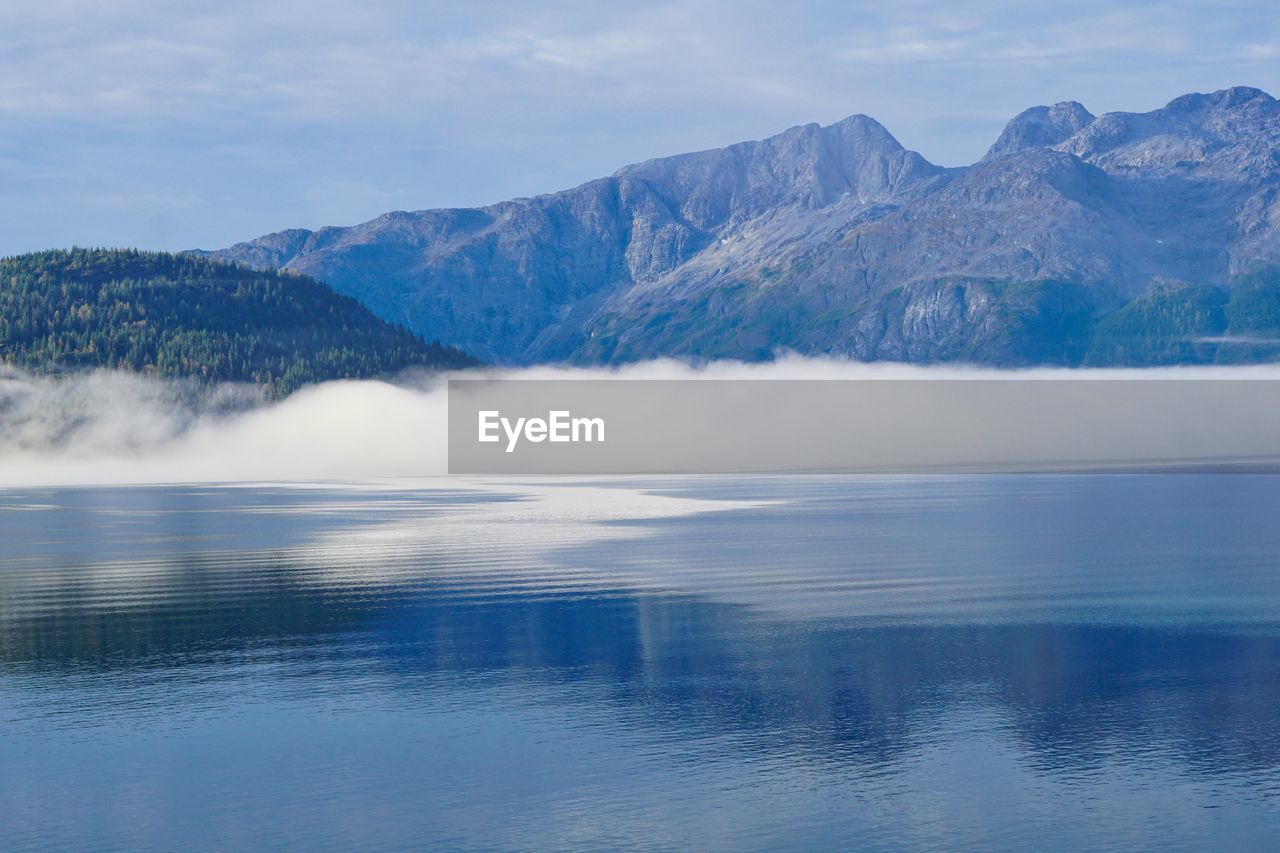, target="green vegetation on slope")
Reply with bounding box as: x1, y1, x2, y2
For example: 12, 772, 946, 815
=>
0, 248, 475, 396
1084, 266, 1280, 366
1084, 284, 1228, 366
1225, 266, 1280, 335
